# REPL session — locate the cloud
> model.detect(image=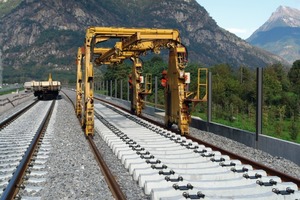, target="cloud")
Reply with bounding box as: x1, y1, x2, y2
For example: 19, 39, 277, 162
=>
226, 28, 248, 34
225, 28, 254, 39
